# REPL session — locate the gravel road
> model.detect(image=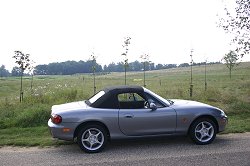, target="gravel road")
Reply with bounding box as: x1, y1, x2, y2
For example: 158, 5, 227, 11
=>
1, 133, 250, 166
